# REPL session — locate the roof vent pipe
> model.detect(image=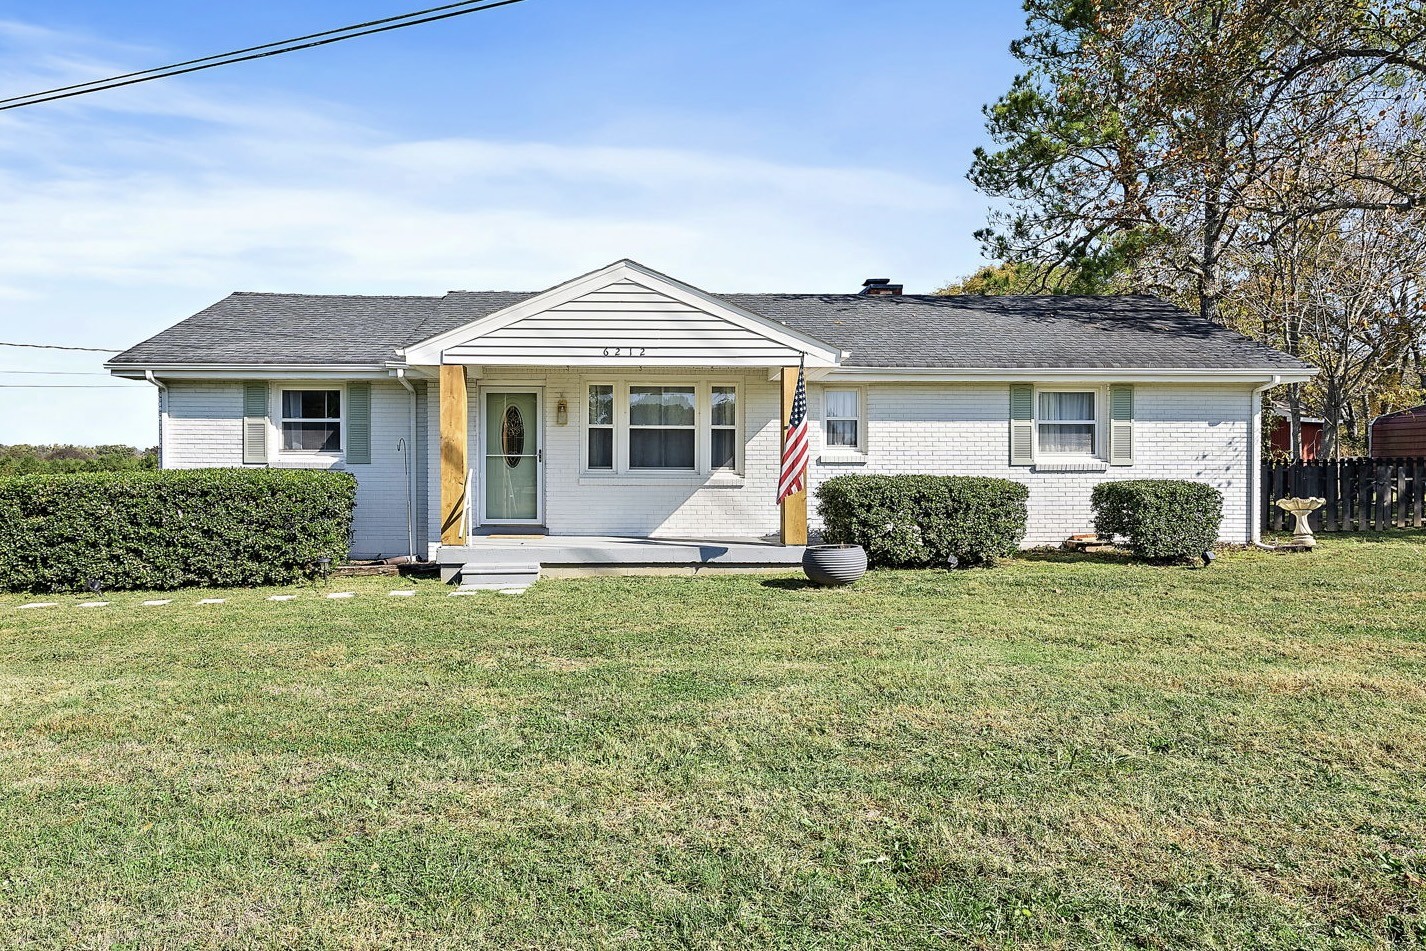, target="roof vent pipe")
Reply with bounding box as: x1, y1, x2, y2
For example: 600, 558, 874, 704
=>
860, 278, 903, 296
